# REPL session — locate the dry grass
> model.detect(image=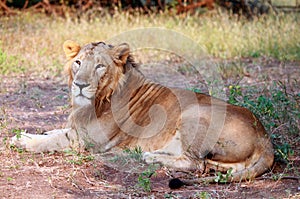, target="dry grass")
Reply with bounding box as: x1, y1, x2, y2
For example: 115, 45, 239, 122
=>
0, 10, 299, 75
272, 0, 299, 6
